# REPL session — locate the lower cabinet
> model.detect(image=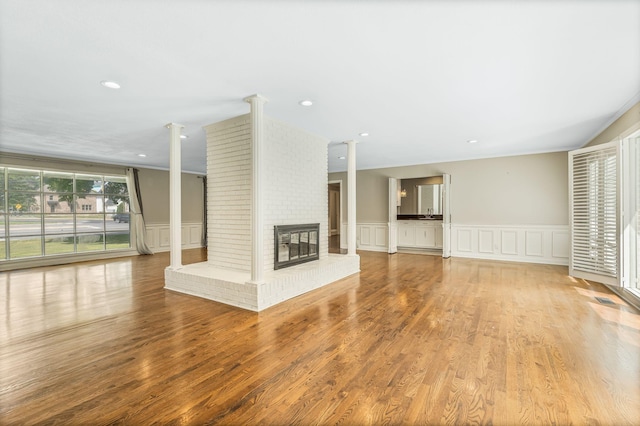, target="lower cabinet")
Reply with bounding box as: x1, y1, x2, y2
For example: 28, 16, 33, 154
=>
435, 226, 443, 248
415, 226, 436, 247
398, 221, 443, 249
398, 225, 416, 246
